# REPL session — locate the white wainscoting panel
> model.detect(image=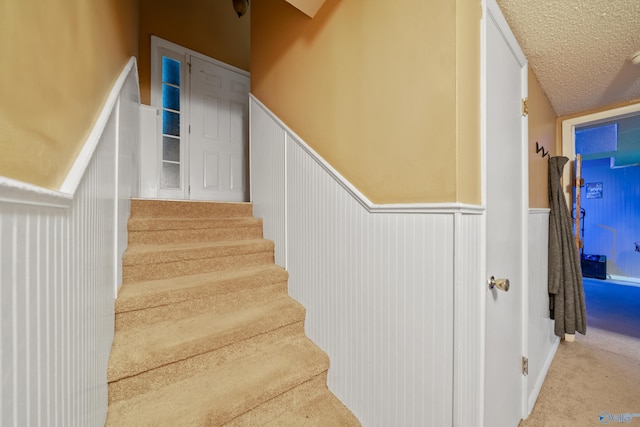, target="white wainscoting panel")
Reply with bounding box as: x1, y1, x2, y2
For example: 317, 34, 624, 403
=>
249, 100, 287, 267
0, 57, 139, 427
526, 209, 559, 415
250, 96, 485, 426
139, 105, 160, 199
454, 212, 484, 427
116, 67, 141, 290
